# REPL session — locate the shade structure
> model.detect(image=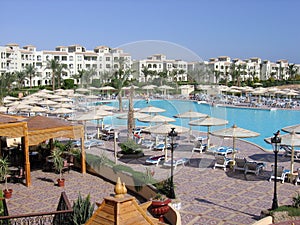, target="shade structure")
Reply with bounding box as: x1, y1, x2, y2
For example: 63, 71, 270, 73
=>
98, 86, 116, 91
174, 110, 207, 119
265, 131, 300, 174
22, 106, 48, 115
39, 99, 59, 106
138, 114, 175, 123
282, 124, 300, 134
50, 108, 74, 115
139, 105, 166, 114
210, 124, 260, 159
76, 88, 90, 93
95, 104, 117, 111
117, 112, 149, 120
189, 116, 229, 148
143, 122, 189, 159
